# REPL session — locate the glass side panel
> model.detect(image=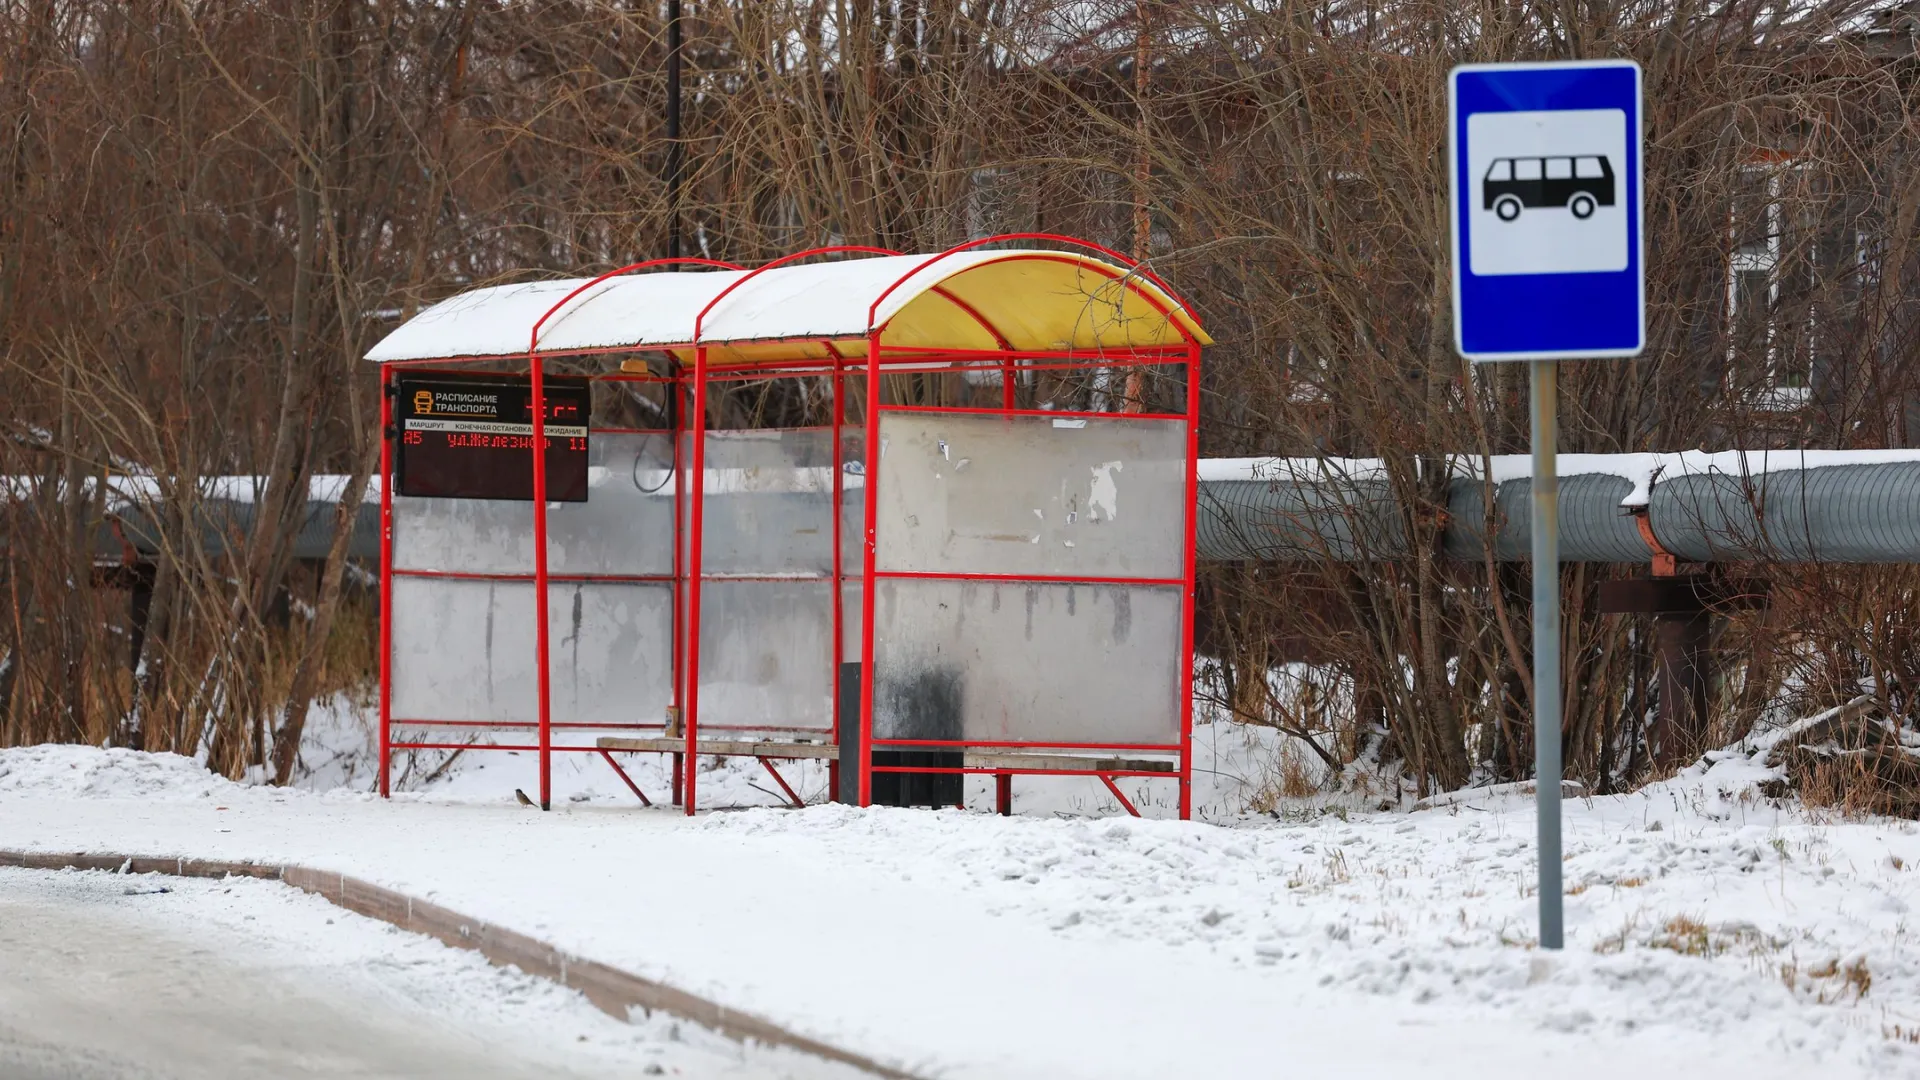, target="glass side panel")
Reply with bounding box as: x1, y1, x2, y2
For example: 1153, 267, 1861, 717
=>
680, 429, 836, 573
869, 578, 1183, 746
686, 579, 834, 731
841, 580, 862, 659
873, 412, 1188, 578
389, 577, 671, 725
392, 431, 674, 575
